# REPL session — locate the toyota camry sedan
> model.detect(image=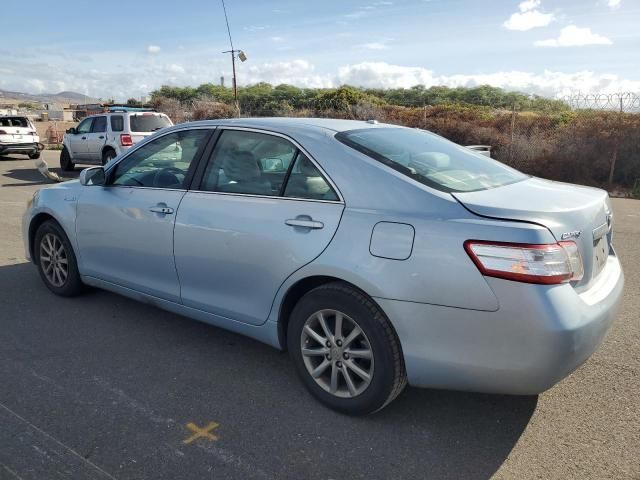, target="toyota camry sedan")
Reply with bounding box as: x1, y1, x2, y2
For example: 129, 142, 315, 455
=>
22, 118, 624, 415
